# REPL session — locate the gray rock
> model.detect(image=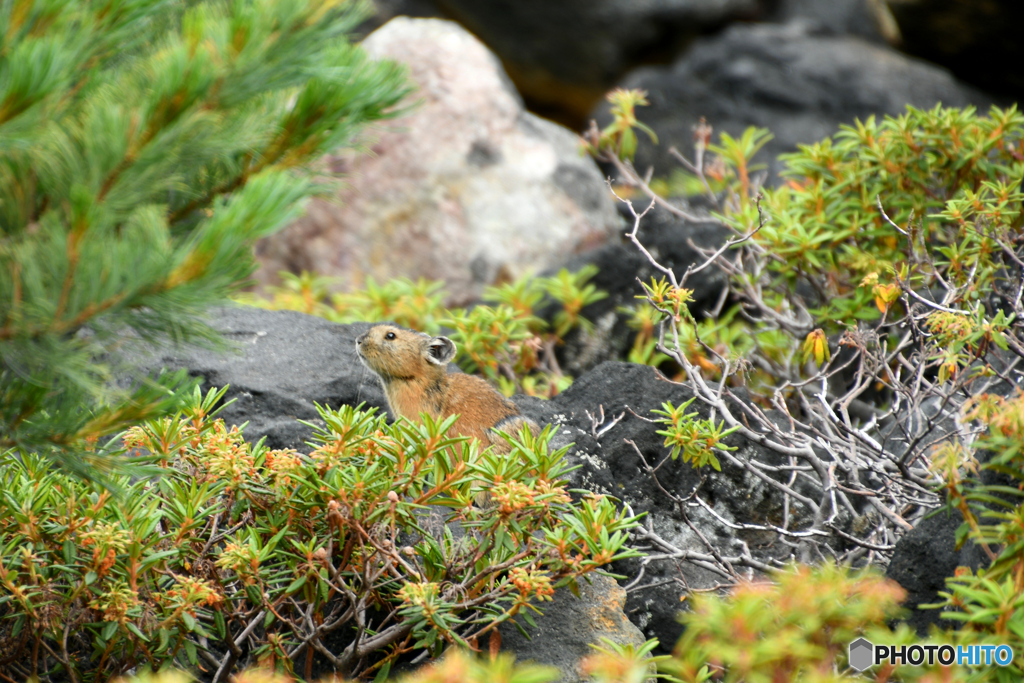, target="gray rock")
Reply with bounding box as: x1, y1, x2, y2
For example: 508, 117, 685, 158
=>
770, 0, 900, 43
354, 0, 443, 39
139, 306, 388, 451
595, 21, 989, 181
885, 509, 986, 634
881, 351, 1020, 634
499, 574, 653, 682
254, 18, 620, 307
